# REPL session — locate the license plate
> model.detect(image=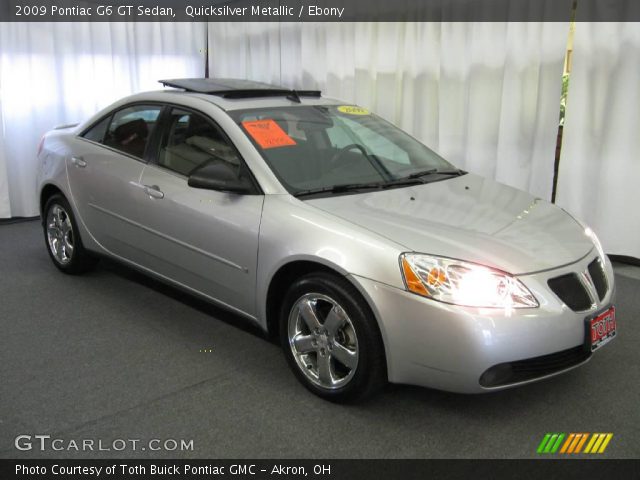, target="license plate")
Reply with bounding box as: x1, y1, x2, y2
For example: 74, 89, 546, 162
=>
588, 306, 616, 351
